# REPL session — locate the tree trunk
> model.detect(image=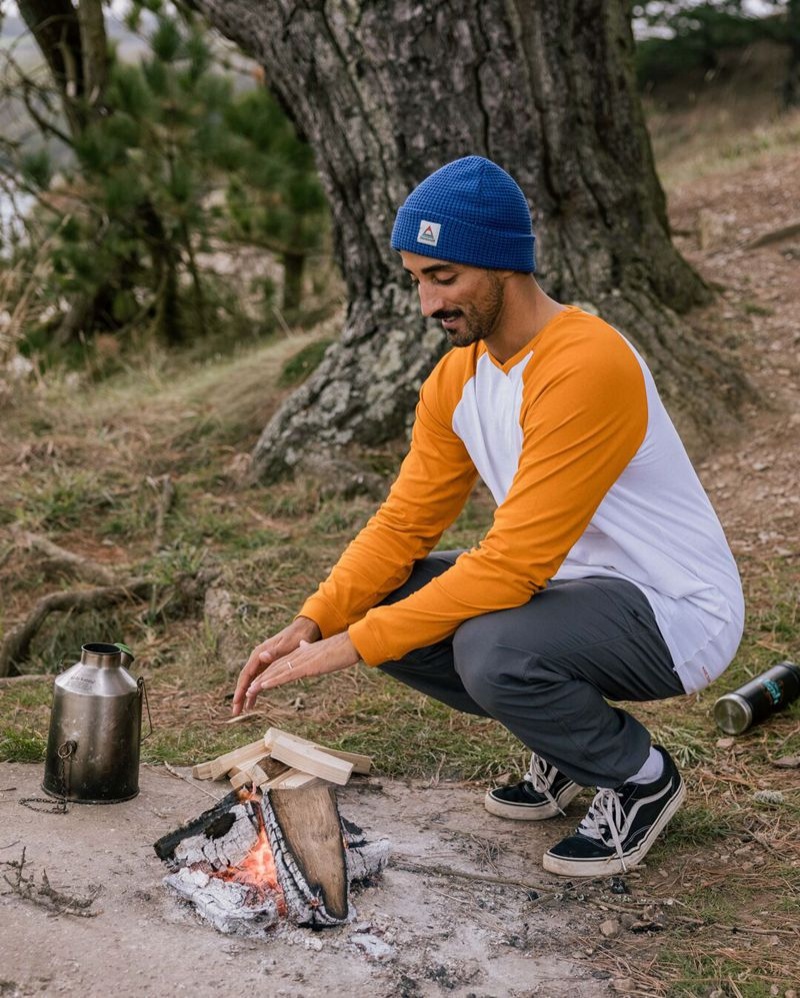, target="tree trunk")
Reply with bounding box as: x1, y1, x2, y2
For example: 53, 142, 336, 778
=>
192, 0, 753, 480
76, 0, 108, 110
19, 0, 108, 135
784, 0, 800, 109
282, 249, 305, 313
